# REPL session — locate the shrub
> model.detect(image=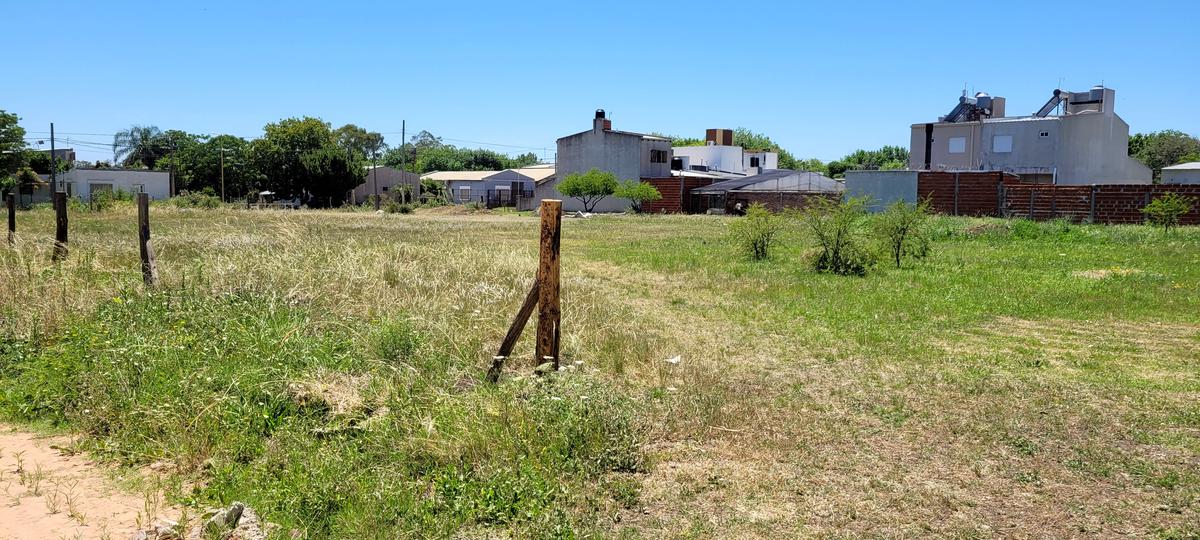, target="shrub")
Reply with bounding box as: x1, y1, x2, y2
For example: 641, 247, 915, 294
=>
556, 168, 619, 212
728, 203, 784, 260
169, 192, 222, 209
1143, 192, 1194, 234
798, 196, 875, 276
614, 180, 662, 213
382, 198, 413, 214
874, 199, 931, 268
90, 188, 134, 211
